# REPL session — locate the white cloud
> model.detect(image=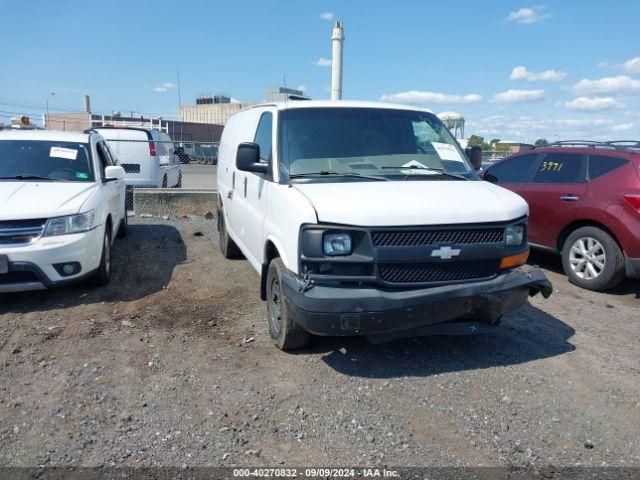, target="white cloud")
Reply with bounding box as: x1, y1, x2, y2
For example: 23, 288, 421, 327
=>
555, 118, 612, 127
506, 6, 550, 24
319, 12, 334, 20
379, 90, 482, 105
597, 61, 610, 69
296, 85, 307, 92
152, 82, 176, 93
565, 96, 622, 112
623, 56, 640, 74
612, 122, 635, 131
491, 89, 545, 103
509, 66, 565, 82
572, 75, 640, 95
315, 57, 332, 67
